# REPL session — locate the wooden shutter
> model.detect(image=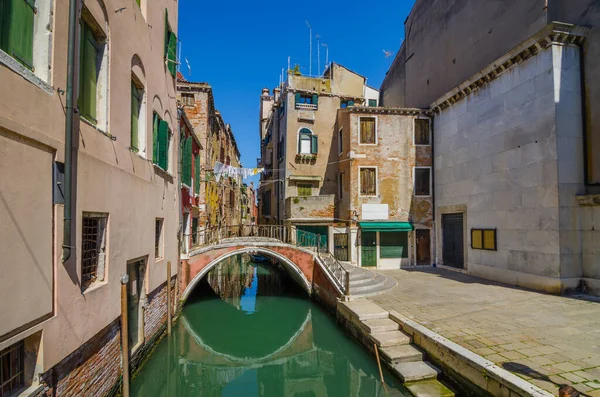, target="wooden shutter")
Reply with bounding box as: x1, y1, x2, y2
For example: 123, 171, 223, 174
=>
158, 120, 169, 170
312, 94, 318, 106
348, 100, 354, 107
2, 0, 34, 68
415, 119, 430, 145
311, 134, 318, 154
167, 32, 177, 77
130, 82, 139, 150
194, 154, 200, 194
360, 118, 375, 144
81, 26, 98, 122
360, 168, 376, 195
164, 9, 169, 58
152, 114, 159, 164
297, 184, 311, 196
182, 137, 192, 185
415, 168, 430, 195
295, 93, 301, 107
